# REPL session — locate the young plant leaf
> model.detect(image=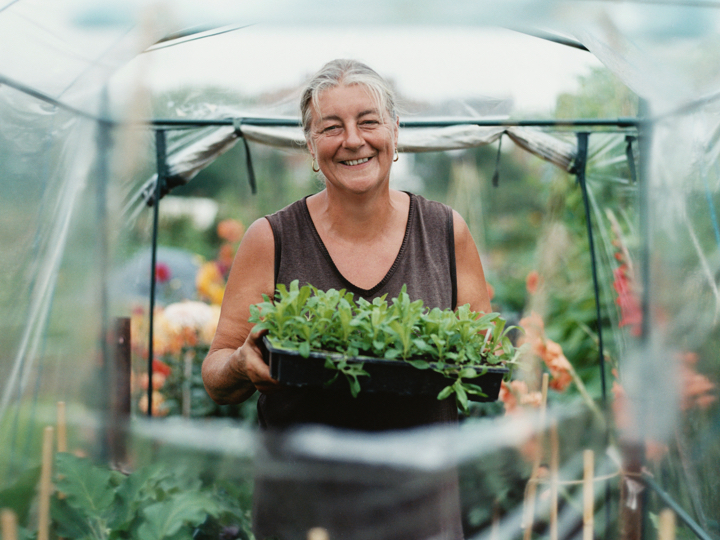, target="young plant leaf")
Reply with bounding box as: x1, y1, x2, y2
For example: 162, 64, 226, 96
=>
437, 385, 455, 401
405, 359, 431, 370
137, 492, 219, 540
54, 453, 117, 517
